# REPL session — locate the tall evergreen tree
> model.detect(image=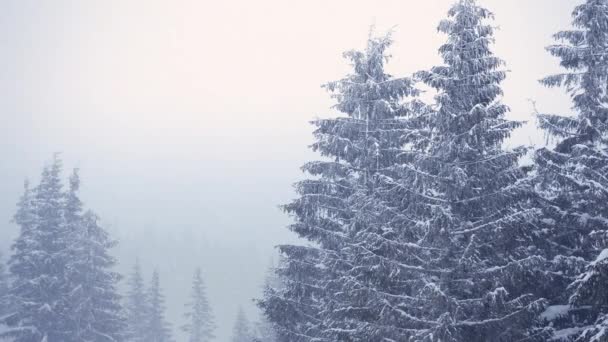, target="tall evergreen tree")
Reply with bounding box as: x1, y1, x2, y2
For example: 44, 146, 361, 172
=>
1, 180, 35, 337
259, 31, 421, 342
387, 0, 550, 340
534, 0, 608, 340
231, 308, 252, 342
68, 211, 124, 342
145, 270, 173, 342
182, 268, 215, 342
125, 261, 150, 342
63, 168, 124, 340
64, 169, 124, 342
1, 156, 73, 342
